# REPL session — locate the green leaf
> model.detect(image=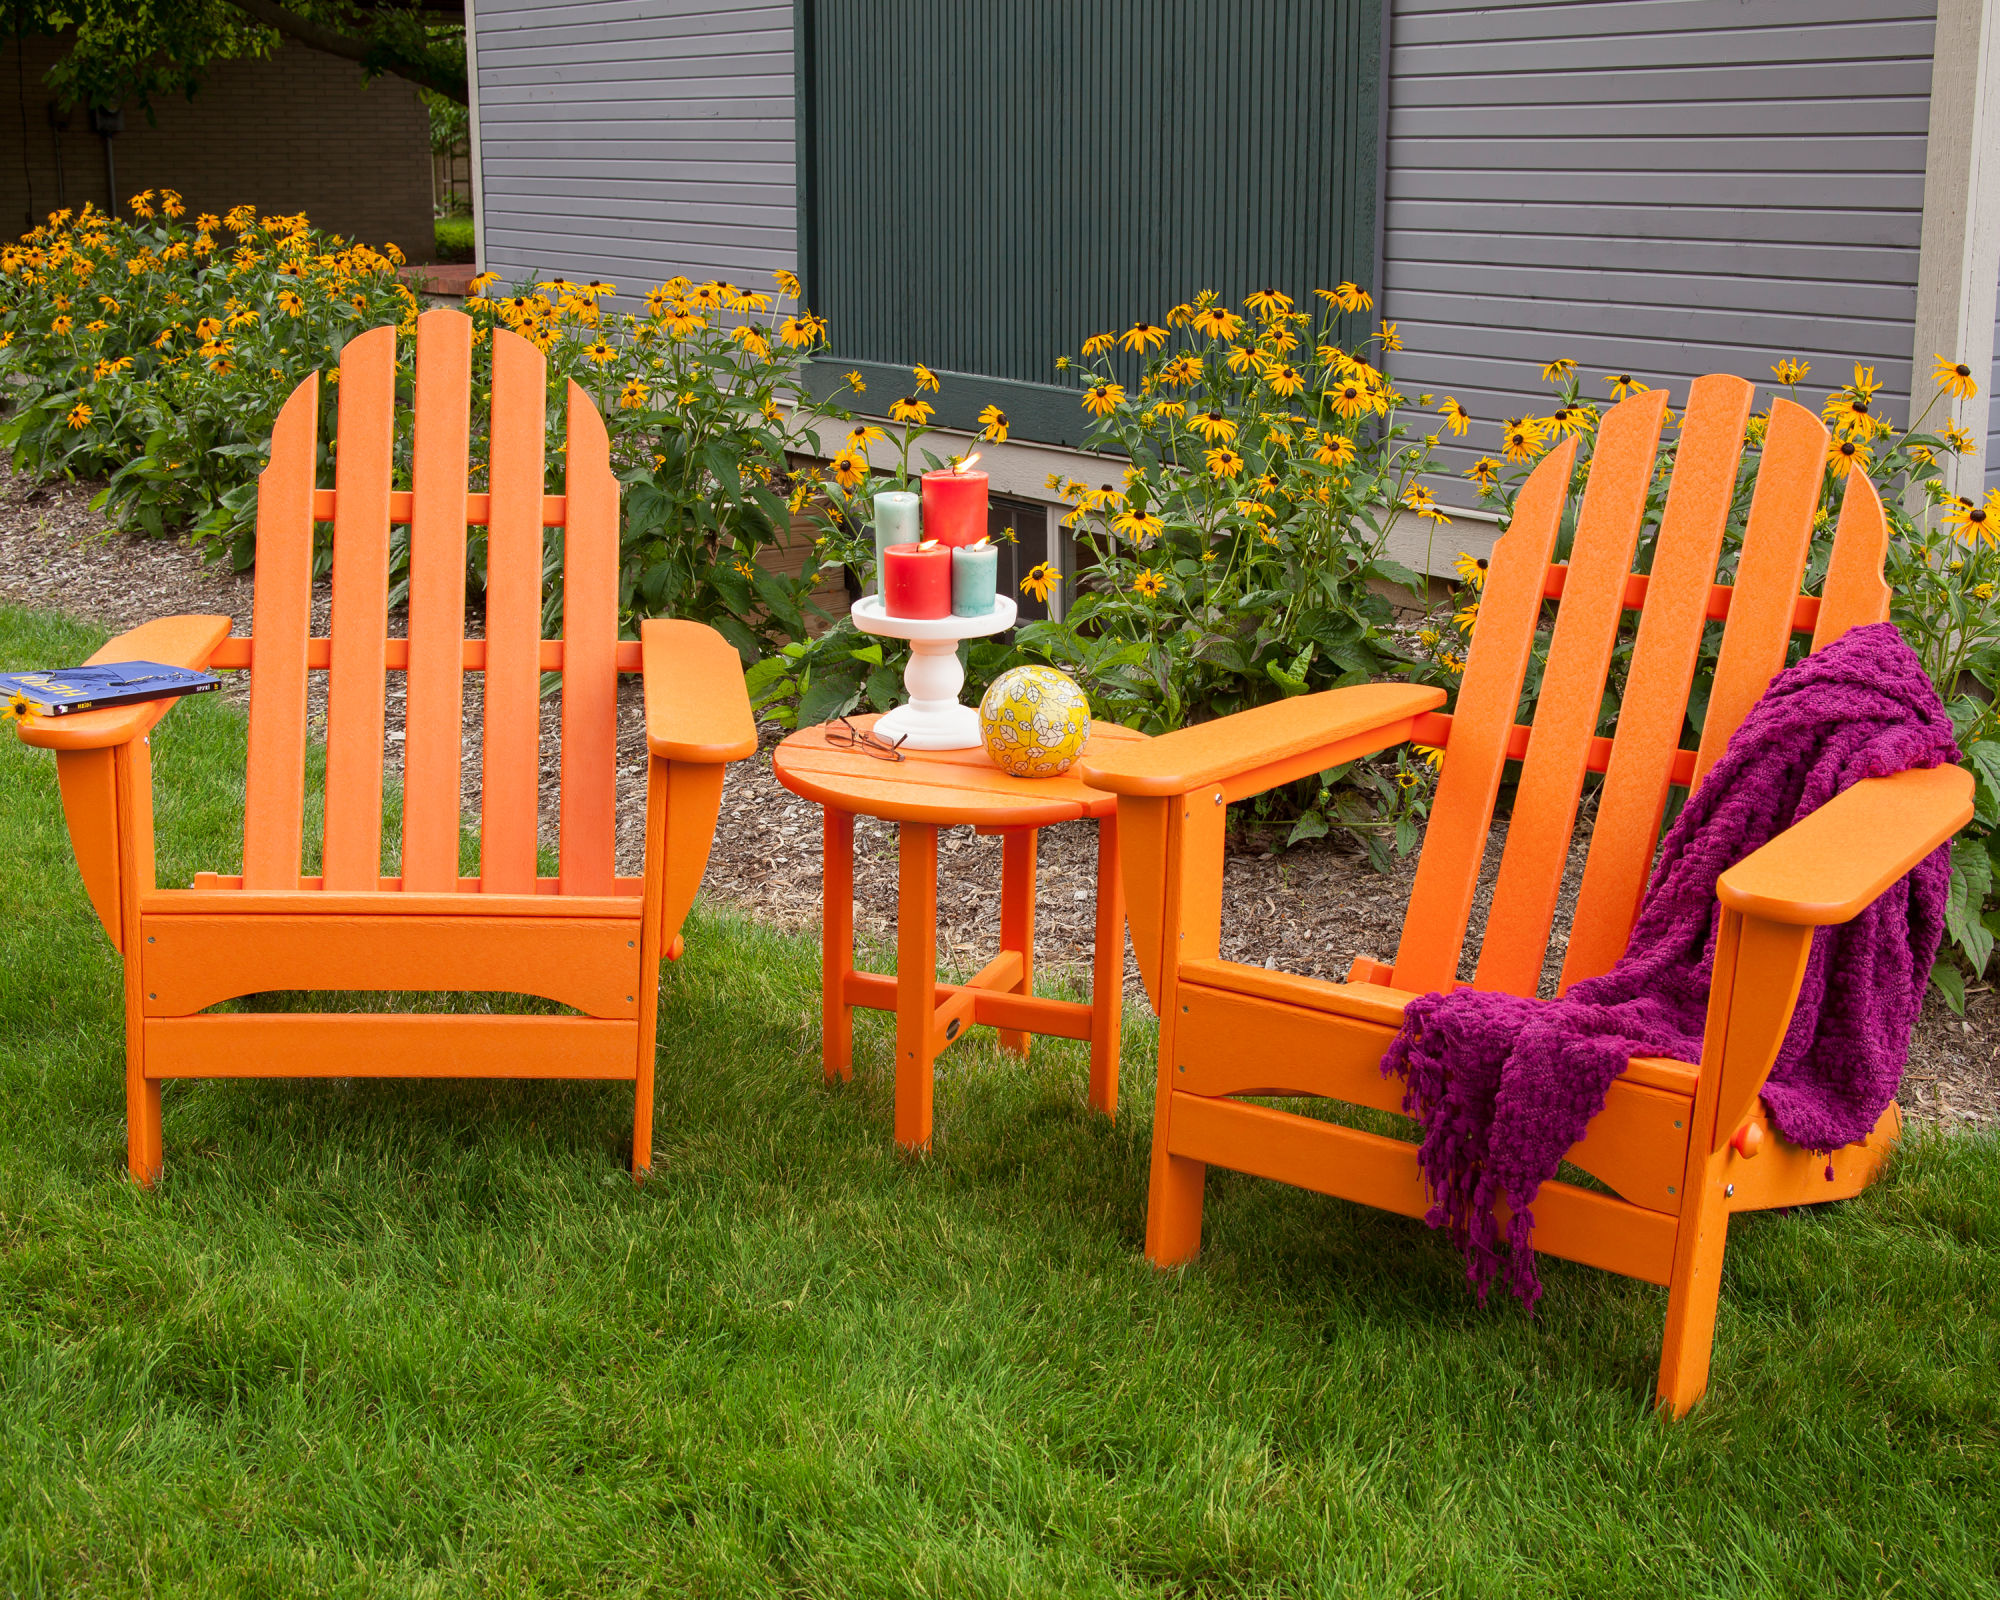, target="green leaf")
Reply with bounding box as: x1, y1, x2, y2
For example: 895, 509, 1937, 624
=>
1931, 957, 1967, 1016
1967, 741, 2000, 828
1946, 836, 1994, 976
